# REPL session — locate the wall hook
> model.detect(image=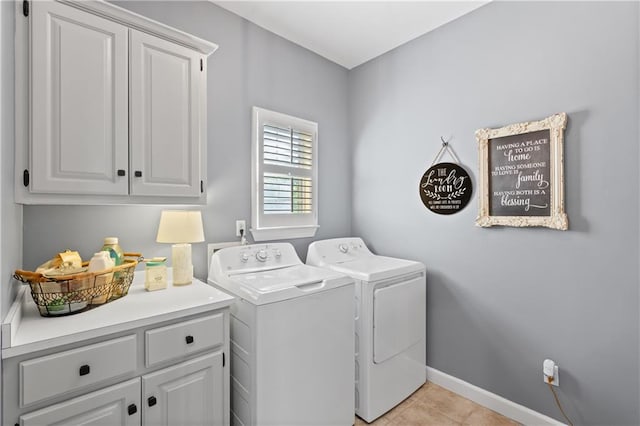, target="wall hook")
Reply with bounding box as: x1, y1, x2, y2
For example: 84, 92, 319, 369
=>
431, 136, 460, 166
